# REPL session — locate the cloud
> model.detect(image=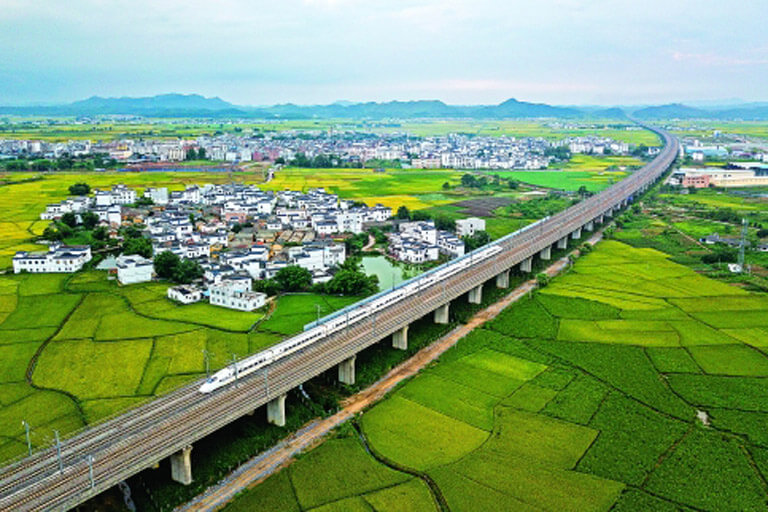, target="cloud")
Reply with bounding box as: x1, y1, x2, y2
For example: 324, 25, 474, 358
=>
1, 1, 767, 104
671, 51, 768, 66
